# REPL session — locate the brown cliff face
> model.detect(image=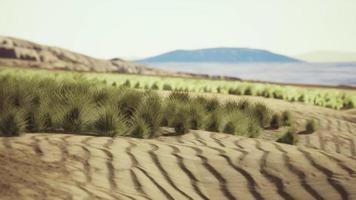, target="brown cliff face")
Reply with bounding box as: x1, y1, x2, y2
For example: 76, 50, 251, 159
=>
0, 36, 173, 75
